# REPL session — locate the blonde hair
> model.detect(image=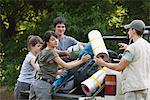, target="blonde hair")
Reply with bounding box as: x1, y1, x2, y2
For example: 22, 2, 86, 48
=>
27, 35, 43, 51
